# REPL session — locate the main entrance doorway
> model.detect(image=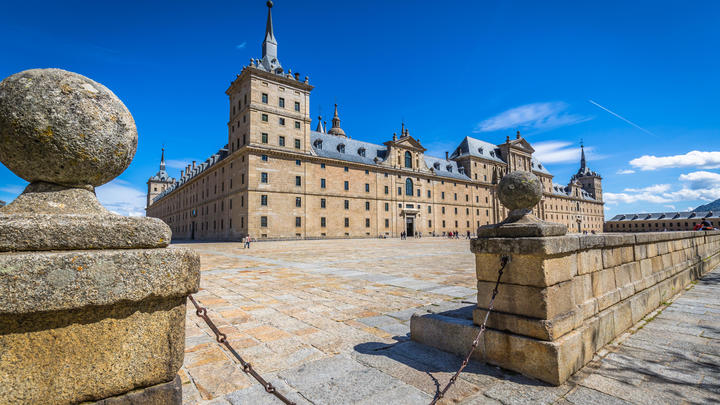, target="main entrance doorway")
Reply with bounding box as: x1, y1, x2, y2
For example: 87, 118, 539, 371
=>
406, 216, 415, 237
